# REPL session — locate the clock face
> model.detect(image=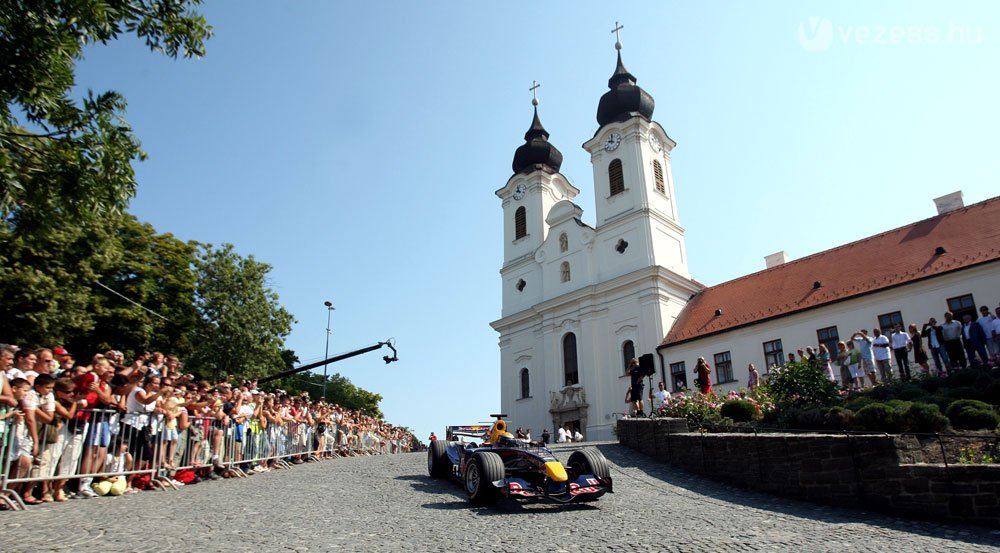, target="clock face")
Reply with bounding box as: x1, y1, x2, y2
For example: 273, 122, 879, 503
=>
649, 134, 662, 152
604, 133, 622, 152
513, 183, 526, 200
